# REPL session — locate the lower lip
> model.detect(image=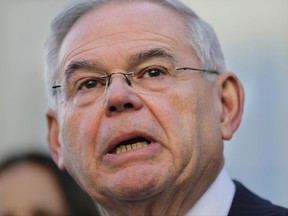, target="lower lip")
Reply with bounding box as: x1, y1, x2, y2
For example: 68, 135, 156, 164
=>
102, 142, 162, 168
